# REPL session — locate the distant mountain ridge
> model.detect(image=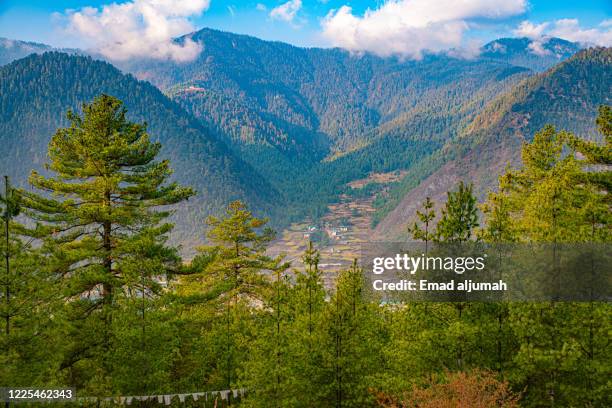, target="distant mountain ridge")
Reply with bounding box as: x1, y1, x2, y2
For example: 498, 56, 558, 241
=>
0, 33, 582, 167
0, 37, 82, 66
120, 29, 574, 152
0, 30, 598, 244
110, 28, 550, 221
481, 37, 581, 71
0, 38, 52, 66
